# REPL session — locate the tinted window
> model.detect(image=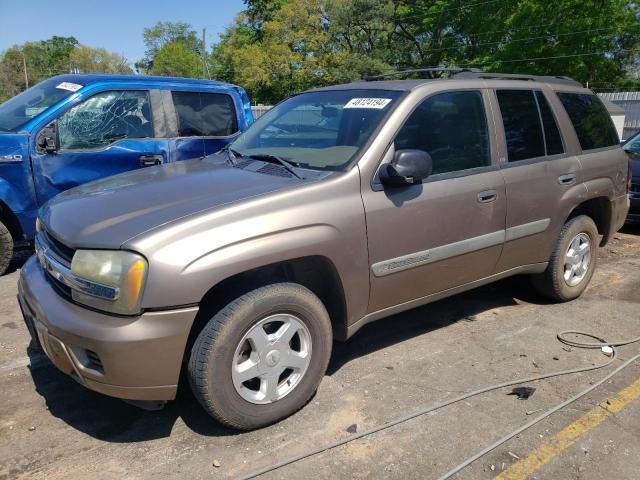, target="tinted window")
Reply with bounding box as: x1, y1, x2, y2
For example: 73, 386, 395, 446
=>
58, 90, 153, 150
535, 91, 564, 155
172, 91, 237, 137
497, 90, 545, 161
395, 91, 490, 175
557, 93, 619, 150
